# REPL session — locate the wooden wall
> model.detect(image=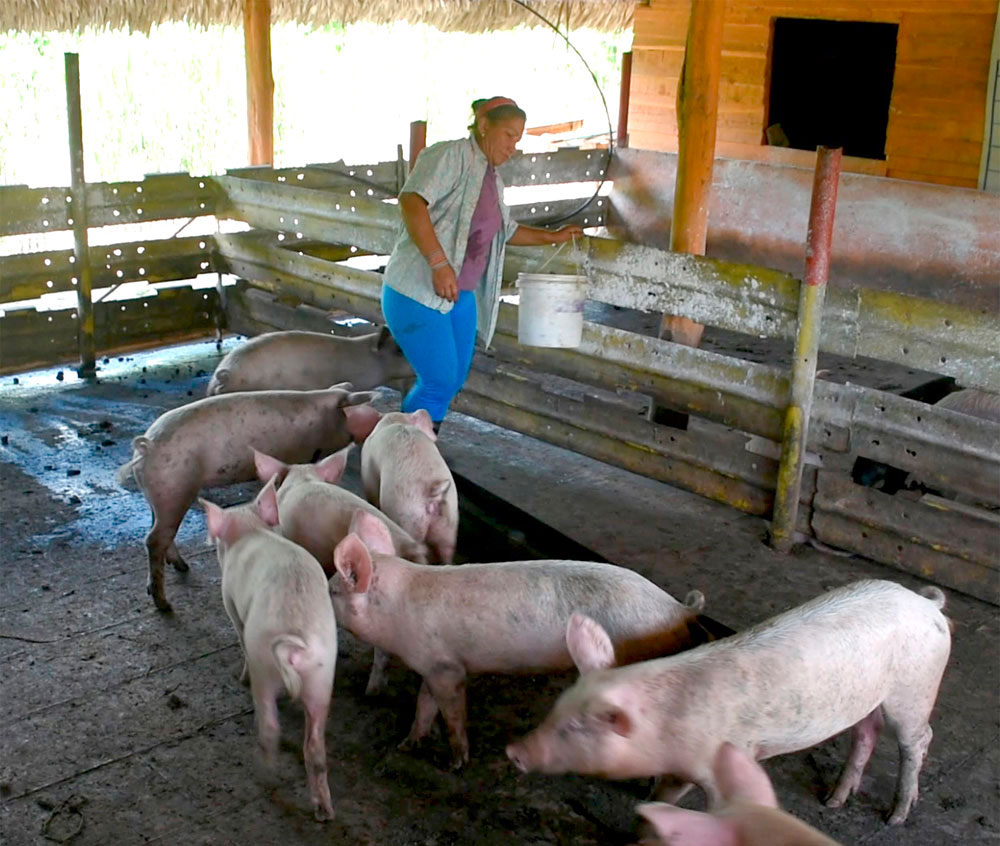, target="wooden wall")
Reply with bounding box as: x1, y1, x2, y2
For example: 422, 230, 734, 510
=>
630, 0, 999, 188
